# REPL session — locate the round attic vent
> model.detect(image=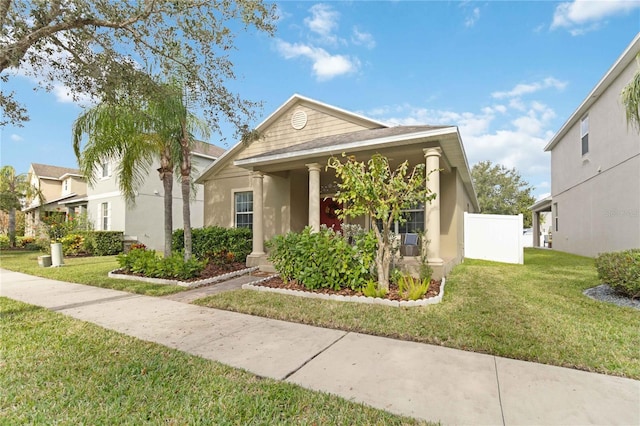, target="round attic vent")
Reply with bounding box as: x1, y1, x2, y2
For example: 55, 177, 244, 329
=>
291, 110, 308, 130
